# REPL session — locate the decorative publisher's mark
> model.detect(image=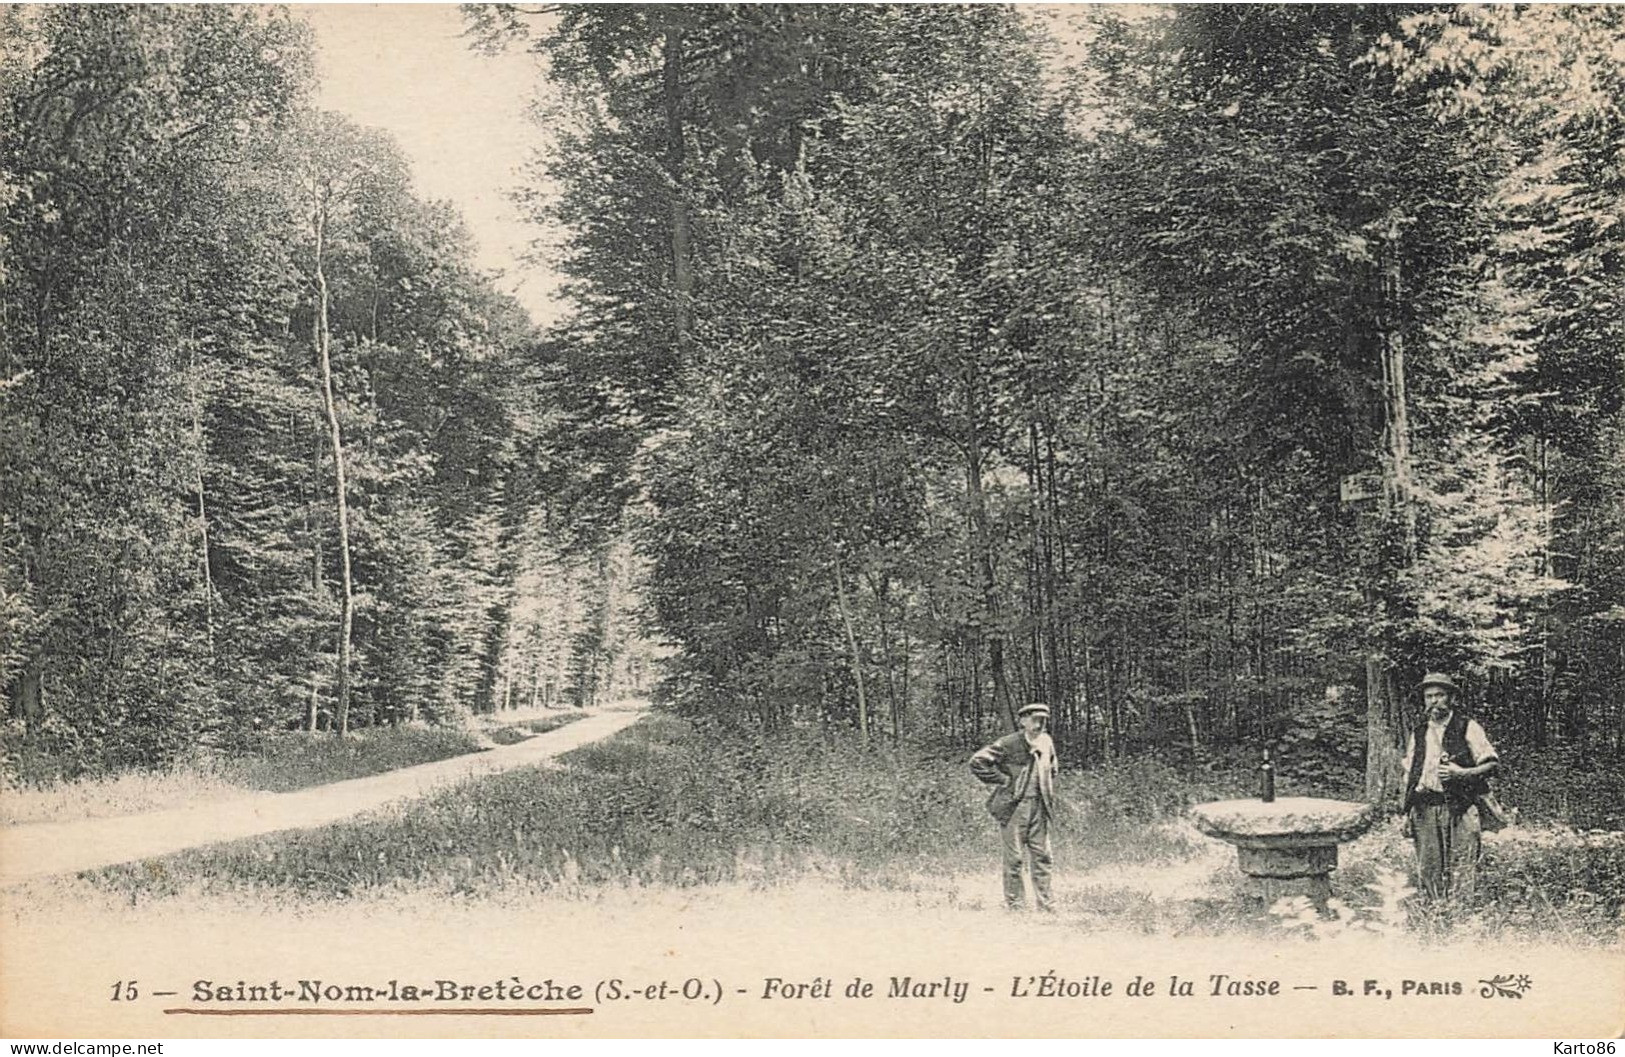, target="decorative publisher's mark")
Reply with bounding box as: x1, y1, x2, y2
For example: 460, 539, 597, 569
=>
1478, 974, 1532, 999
